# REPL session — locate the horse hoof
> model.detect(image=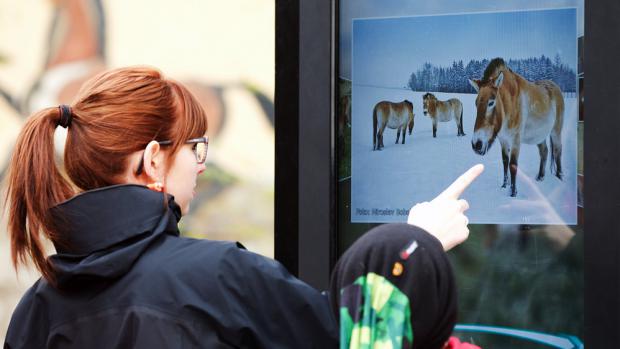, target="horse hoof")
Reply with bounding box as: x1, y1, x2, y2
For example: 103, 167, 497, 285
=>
510, 191, 517, 197
556, 173, 563, 180
536, 175, 544, 181
501, 184, 507, 188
